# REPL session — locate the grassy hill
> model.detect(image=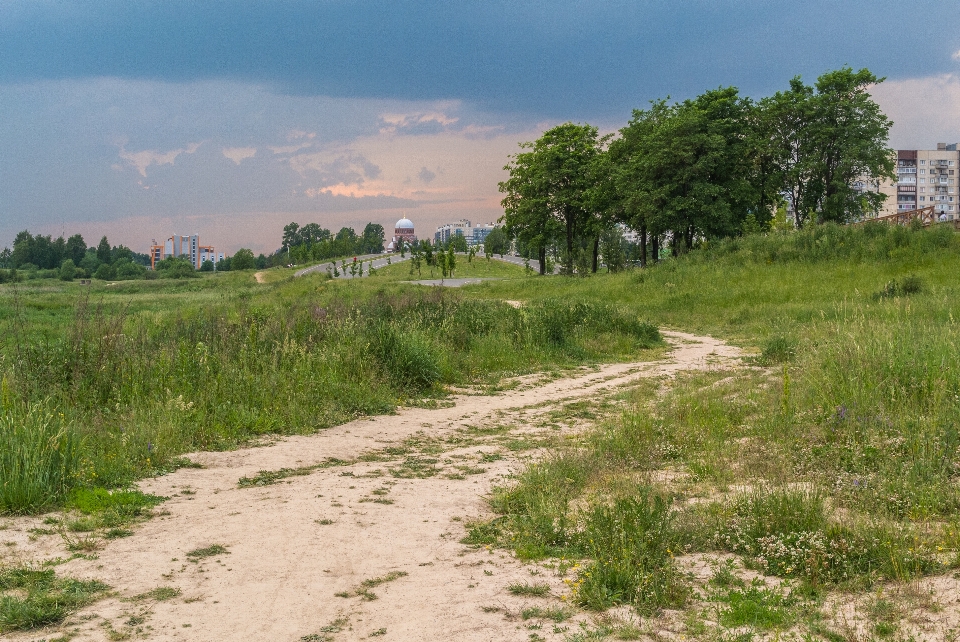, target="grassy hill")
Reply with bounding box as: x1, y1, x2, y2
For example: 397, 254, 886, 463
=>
3, 221, 960, 637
